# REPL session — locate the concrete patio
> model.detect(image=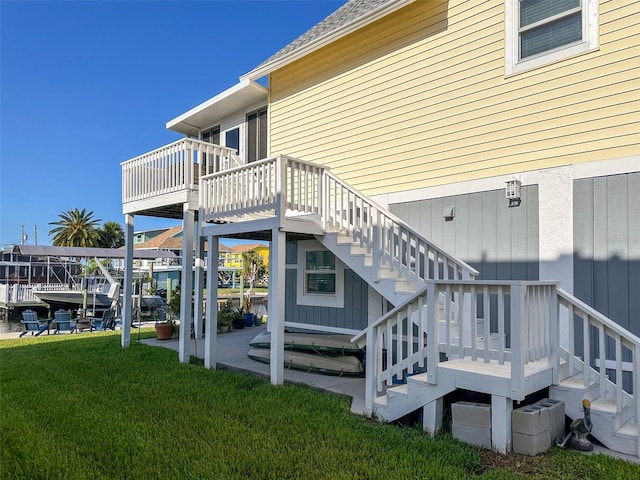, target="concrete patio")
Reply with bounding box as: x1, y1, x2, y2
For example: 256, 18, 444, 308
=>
140, 324, 367, 415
